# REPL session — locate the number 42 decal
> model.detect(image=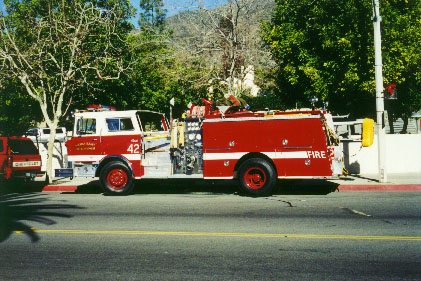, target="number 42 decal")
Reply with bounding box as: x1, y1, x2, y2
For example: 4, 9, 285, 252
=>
127, 144, 140, 154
